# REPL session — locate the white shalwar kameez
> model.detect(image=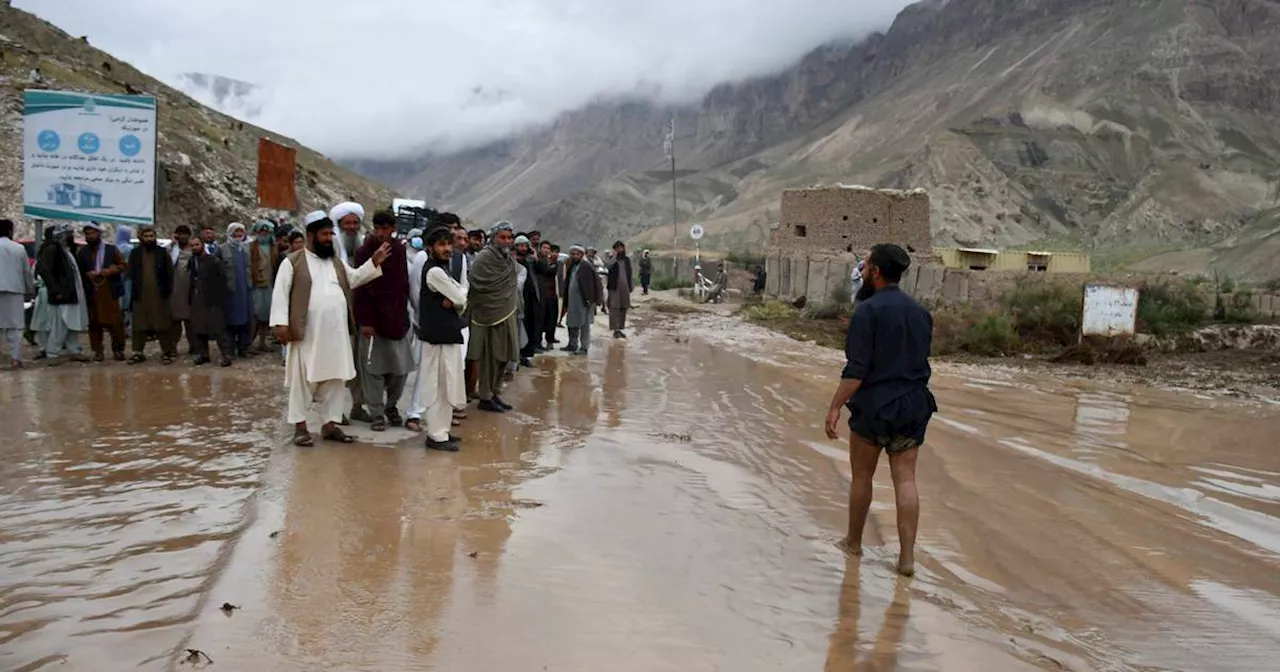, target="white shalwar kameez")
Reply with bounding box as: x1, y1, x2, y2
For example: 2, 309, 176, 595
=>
416, 266, 468, 442
405, 248, 429, 422
271, 250, 383, 425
